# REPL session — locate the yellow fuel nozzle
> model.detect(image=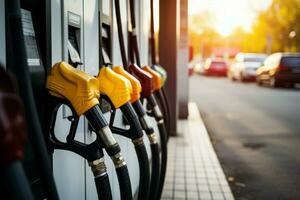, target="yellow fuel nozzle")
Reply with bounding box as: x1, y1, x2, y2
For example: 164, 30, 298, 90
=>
97, 67, 132, 108
113, 66, 142, 103
142, 66, 162, 91
46, 62, 100, 116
